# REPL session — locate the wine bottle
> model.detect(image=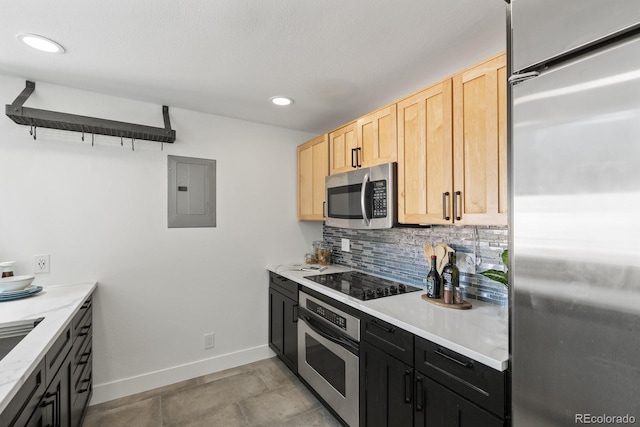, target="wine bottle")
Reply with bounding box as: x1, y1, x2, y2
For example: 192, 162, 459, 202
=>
442, 252, 460, 303
426, 255, 441, 298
